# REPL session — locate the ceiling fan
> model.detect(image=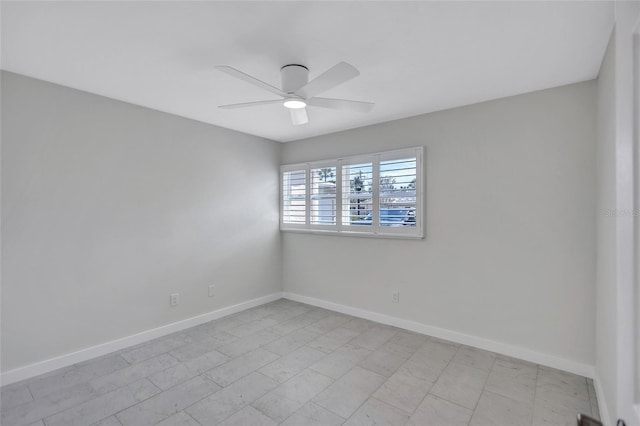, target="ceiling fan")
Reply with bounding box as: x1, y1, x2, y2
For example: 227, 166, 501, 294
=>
216, 62, 375, 126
